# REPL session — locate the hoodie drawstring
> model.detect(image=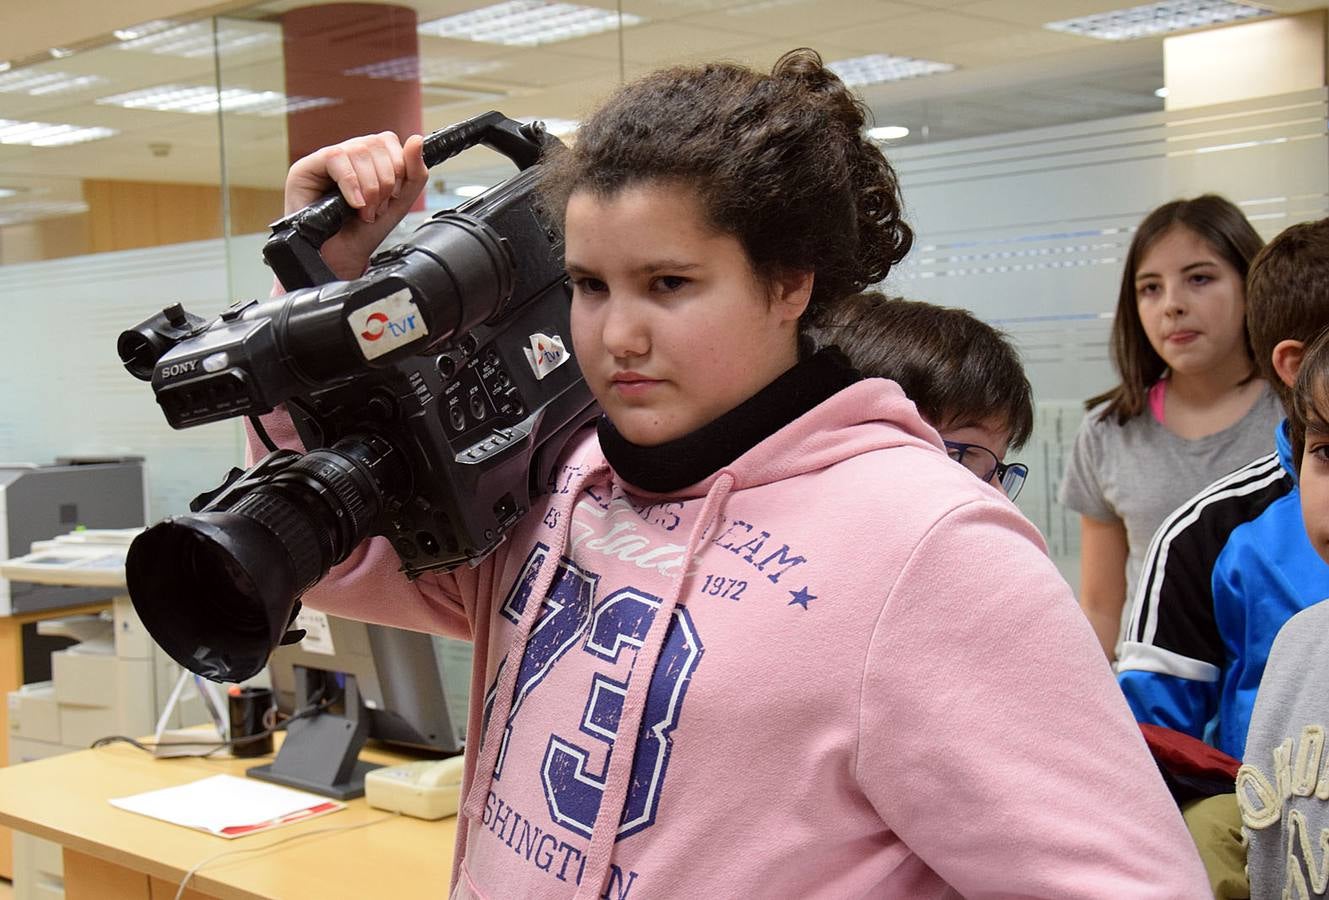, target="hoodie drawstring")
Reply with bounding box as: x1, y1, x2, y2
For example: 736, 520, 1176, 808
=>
573, 472, 735, 900
460, 462, 607, 824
